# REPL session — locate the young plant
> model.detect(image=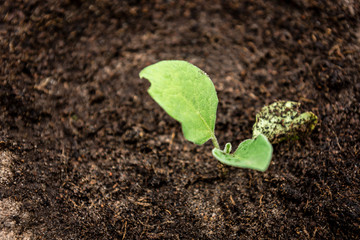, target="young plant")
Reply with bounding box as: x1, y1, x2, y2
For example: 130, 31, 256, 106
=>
140, 60, 272, 171
140, 60, 318, 171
